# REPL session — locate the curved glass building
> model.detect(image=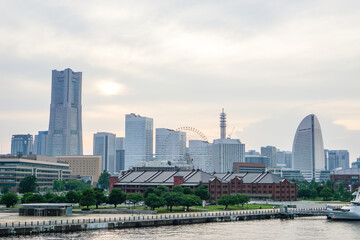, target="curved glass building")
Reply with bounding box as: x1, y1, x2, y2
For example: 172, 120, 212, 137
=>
292, 114, 325, 182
